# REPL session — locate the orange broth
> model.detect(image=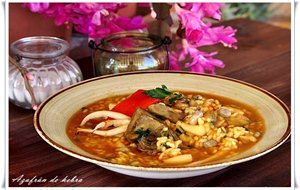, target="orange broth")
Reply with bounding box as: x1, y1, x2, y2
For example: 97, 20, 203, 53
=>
66, 92, 265, 167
